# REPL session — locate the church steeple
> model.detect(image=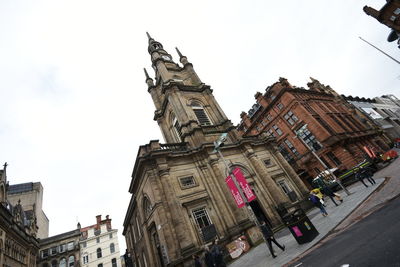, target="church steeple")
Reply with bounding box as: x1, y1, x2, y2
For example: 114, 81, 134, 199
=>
145, 35, 236, 148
